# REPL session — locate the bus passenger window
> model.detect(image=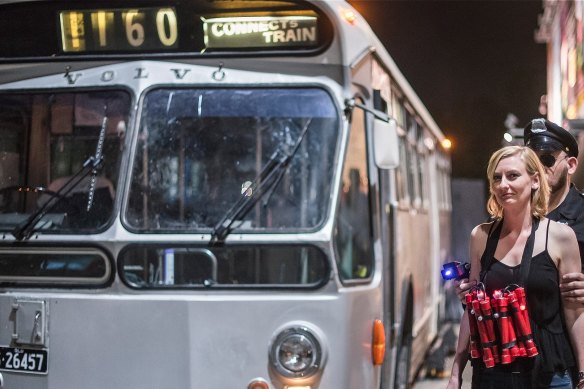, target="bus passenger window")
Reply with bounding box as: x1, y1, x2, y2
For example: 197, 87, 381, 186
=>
396, 136, 409, 206
334, 105, 374, 281
120, 245, 328, 288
